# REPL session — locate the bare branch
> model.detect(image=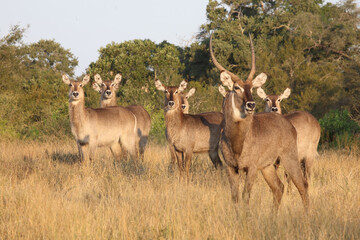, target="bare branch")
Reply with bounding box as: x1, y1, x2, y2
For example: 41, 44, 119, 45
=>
272, 24, 290, 30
